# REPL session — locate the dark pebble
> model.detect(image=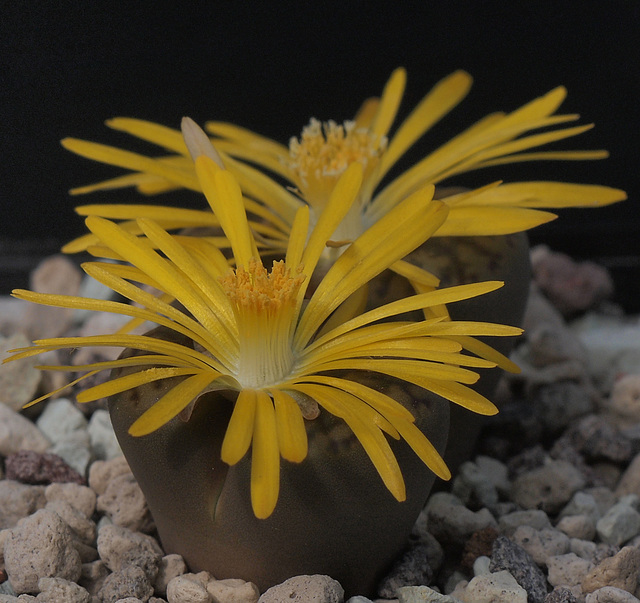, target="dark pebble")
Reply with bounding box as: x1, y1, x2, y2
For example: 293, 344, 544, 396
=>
544, 585, 577, 603
5, 450, 85, 485
490, 536, 548, 603
377, 543, 433, 599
